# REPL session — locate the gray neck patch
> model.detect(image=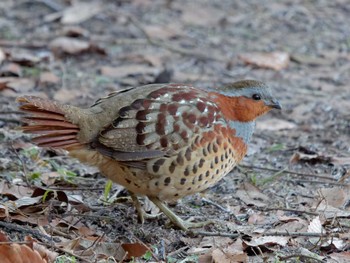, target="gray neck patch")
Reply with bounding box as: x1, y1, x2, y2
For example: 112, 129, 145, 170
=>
228, 120, 256, 144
